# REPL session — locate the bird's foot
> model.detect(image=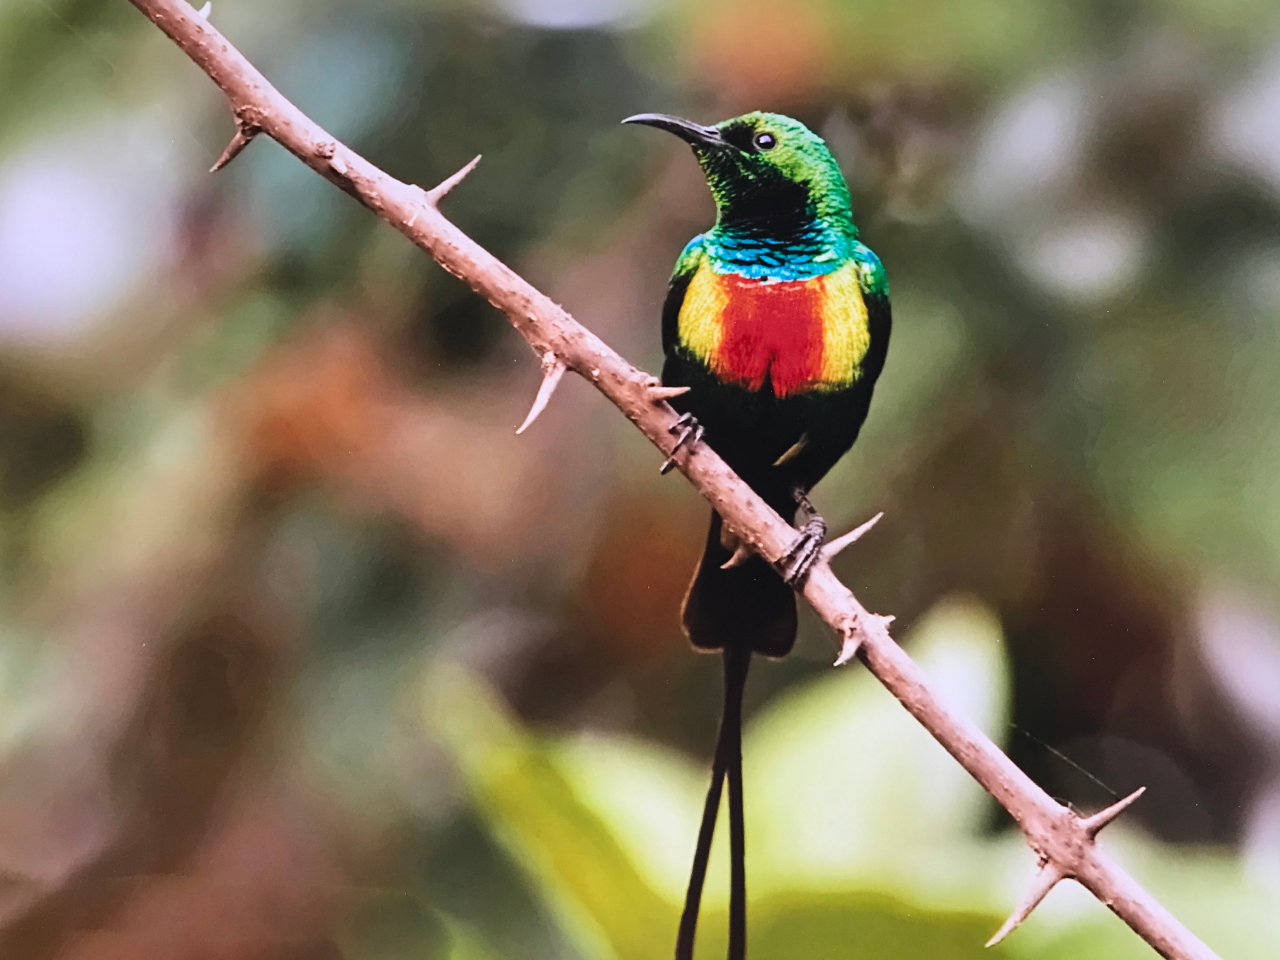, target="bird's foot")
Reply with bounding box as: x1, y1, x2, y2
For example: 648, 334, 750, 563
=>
780, 485, 827, 586
660, 412, 704, 475
781, 520, 826, 586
